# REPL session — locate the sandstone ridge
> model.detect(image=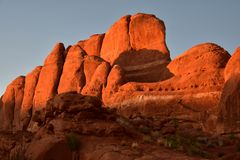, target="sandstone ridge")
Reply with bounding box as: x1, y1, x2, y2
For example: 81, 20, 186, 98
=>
0, 13, 234, 133
1, 12, 240, 160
